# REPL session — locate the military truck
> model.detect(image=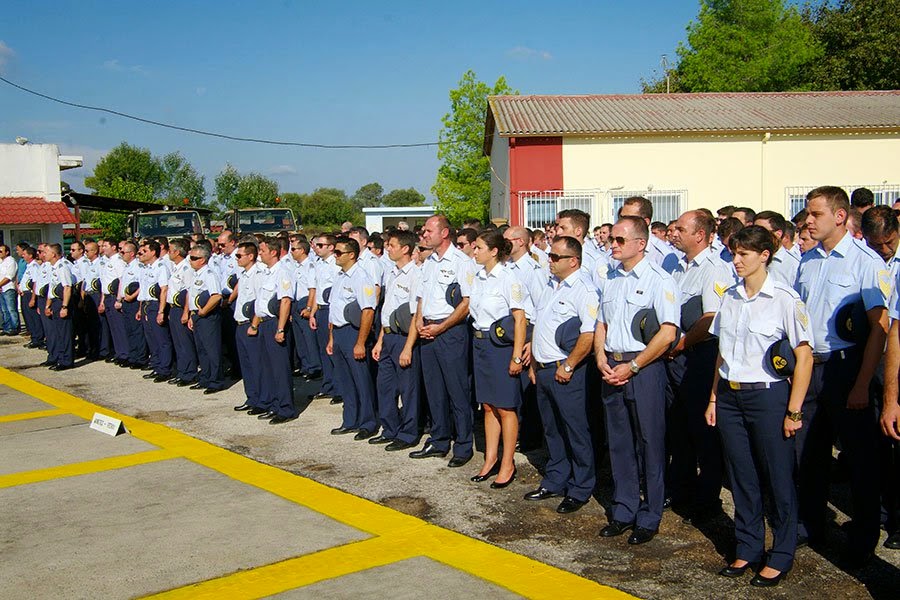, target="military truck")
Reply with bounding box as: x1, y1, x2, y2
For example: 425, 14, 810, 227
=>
226, 208, 298, 236
131, 208, 212, 240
